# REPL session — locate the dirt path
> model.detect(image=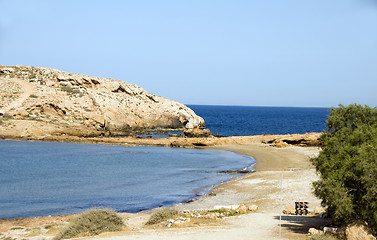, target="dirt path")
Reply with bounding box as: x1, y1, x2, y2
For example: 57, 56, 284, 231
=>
2, 78, 35, 113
